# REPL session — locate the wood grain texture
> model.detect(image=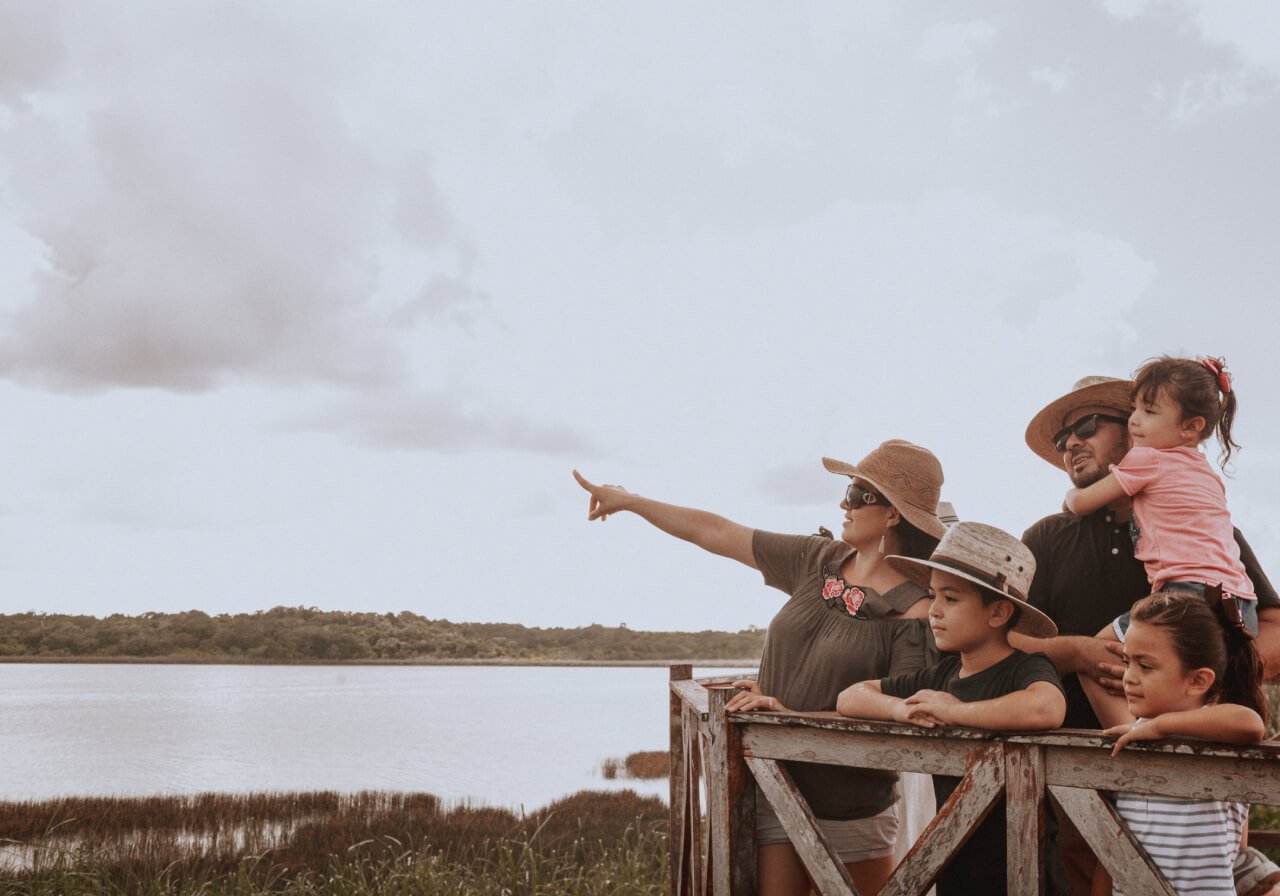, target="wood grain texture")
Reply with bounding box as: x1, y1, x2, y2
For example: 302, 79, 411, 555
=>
1048, 785, 1176, 896
669, 665, 693, 896
743, 723, 974, 776
746, 756, 859, 896
706, 685, 755, 896
1004, 743, 1045, 896
881, 743, 1005, 896
1043, 746, 1280, 804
